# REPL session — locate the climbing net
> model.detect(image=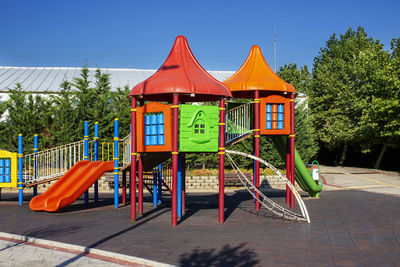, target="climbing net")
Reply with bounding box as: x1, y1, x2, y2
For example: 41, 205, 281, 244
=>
225, 149, 310, 223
